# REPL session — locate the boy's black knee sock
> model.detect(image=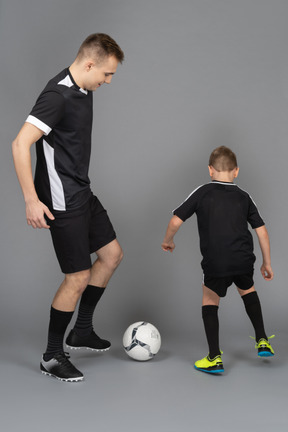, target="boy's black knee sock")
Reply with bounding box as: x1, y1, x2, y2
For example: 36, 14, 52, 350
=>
73, 285, 106, 337
202, 305, 221, 359
43, 306, 74, 361
242, 291, 267, 342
